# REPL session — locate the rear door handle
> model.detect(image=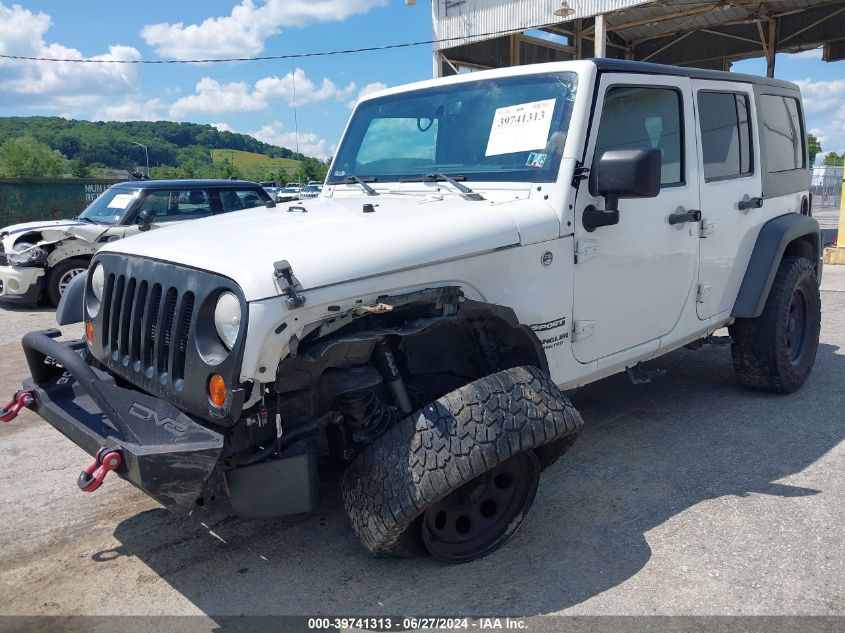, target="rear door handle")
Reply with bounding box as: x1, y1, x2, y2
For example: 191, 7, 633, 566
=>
668, 209, 701, 225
